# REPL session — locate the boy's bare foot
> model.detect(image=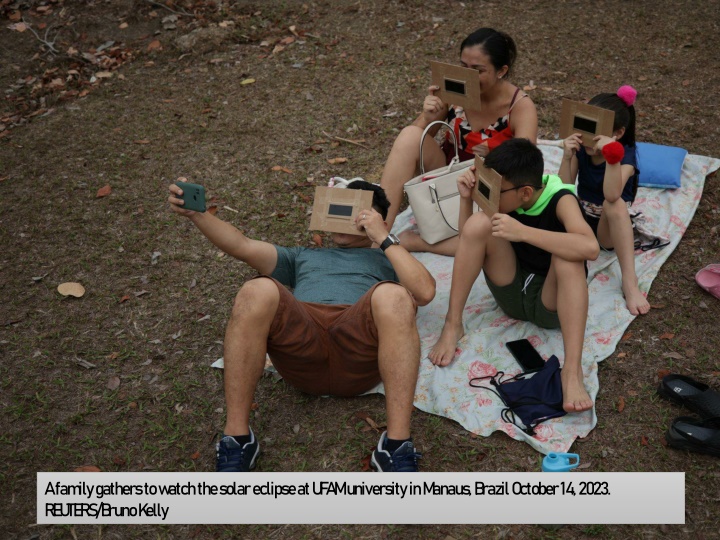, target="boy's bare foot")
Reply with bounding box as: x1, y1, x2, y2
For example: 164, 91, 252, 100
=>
397, 230, 431, 253
560, 365, 593, 413
428, 320, 464, 367
622, 281, 650, 316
